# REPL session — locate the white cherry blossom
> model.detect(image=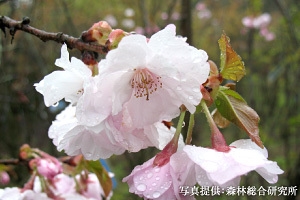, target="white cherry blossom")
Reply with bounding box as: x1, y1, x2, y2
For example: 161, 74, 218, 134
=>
98, 24, 209, 128
34, 44, 92, 106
